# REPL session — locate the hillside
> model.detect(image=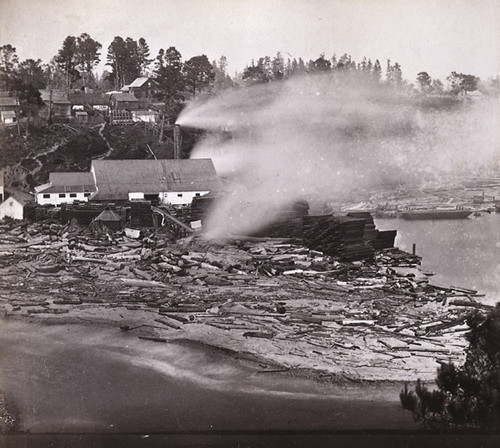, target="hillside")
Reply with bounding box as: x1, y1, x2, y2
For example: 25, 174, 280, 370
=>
0, 123, 204, 193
